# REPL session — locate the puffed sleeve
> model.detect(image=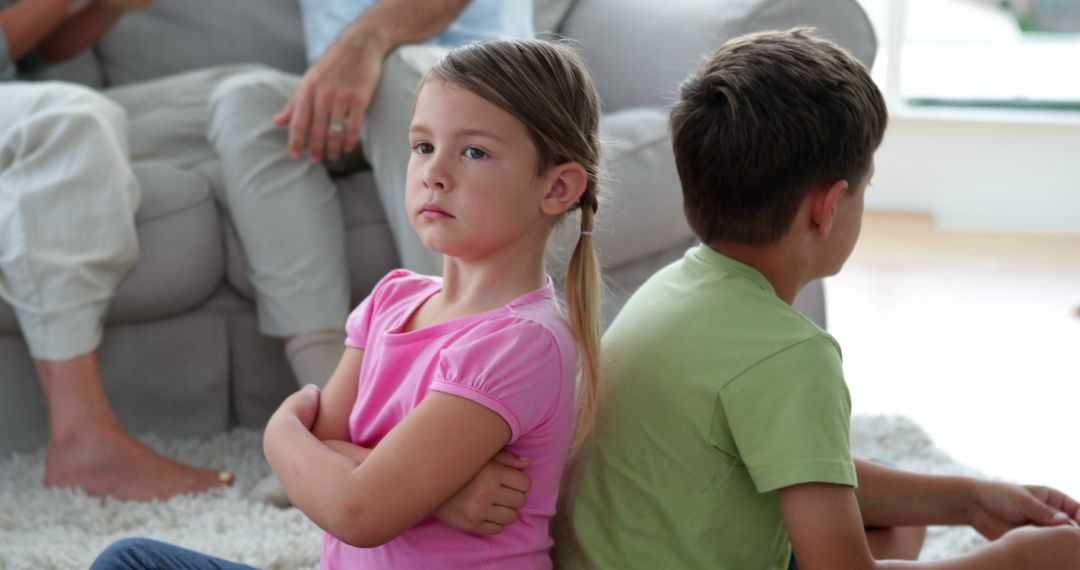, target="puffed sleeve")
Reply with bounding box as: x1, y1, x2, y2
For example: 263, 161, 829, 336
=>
430, 319, 569, 444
